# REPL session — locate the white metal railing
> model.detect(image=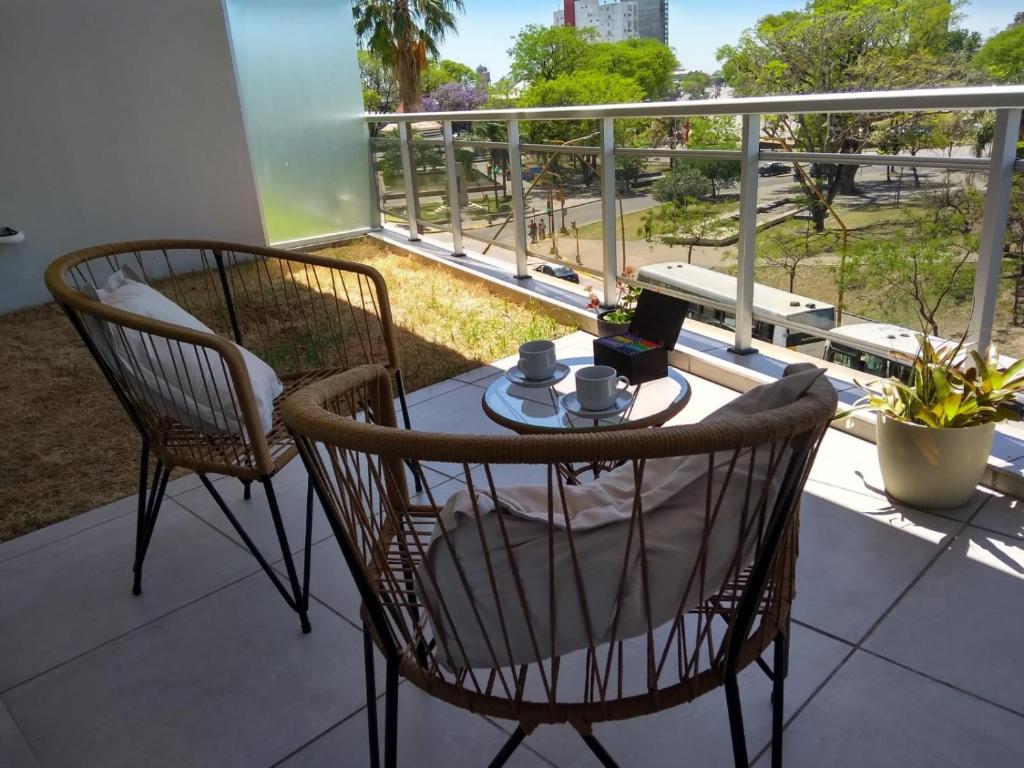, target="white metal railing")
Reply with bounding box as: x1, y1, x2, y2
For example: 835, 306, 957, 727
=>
365, 86, 1024, 356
